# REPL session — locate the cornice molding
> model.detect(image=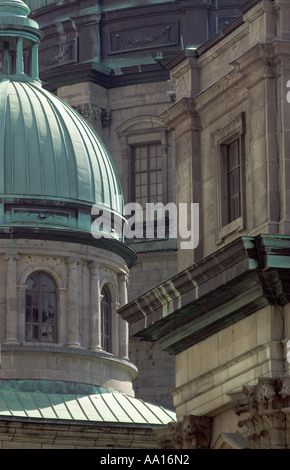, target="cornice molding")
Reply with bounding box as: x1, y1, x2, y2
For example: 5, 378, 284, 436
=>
159, 97, 197, 129
118, 234, 290, 354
